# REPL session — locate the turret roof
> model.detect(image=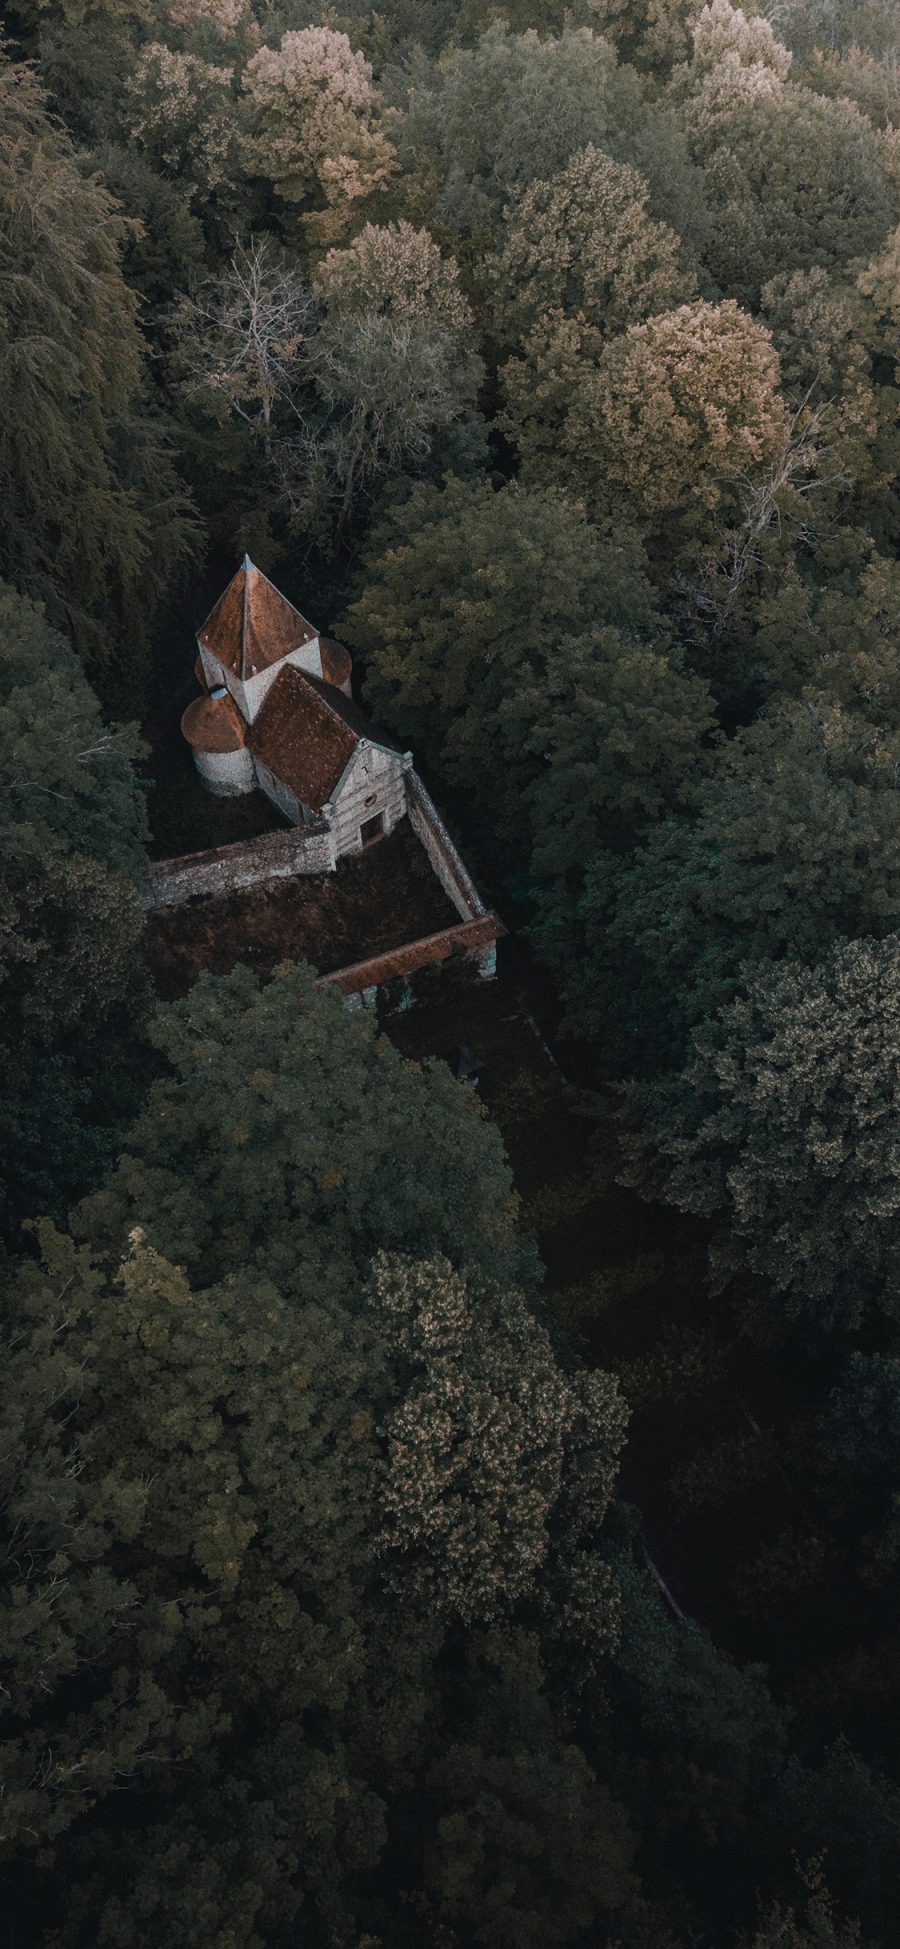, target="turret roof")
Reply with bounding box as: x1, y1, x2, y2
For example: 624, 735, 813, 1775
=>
181, 691, 247, 754
196, 556, 318, 681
